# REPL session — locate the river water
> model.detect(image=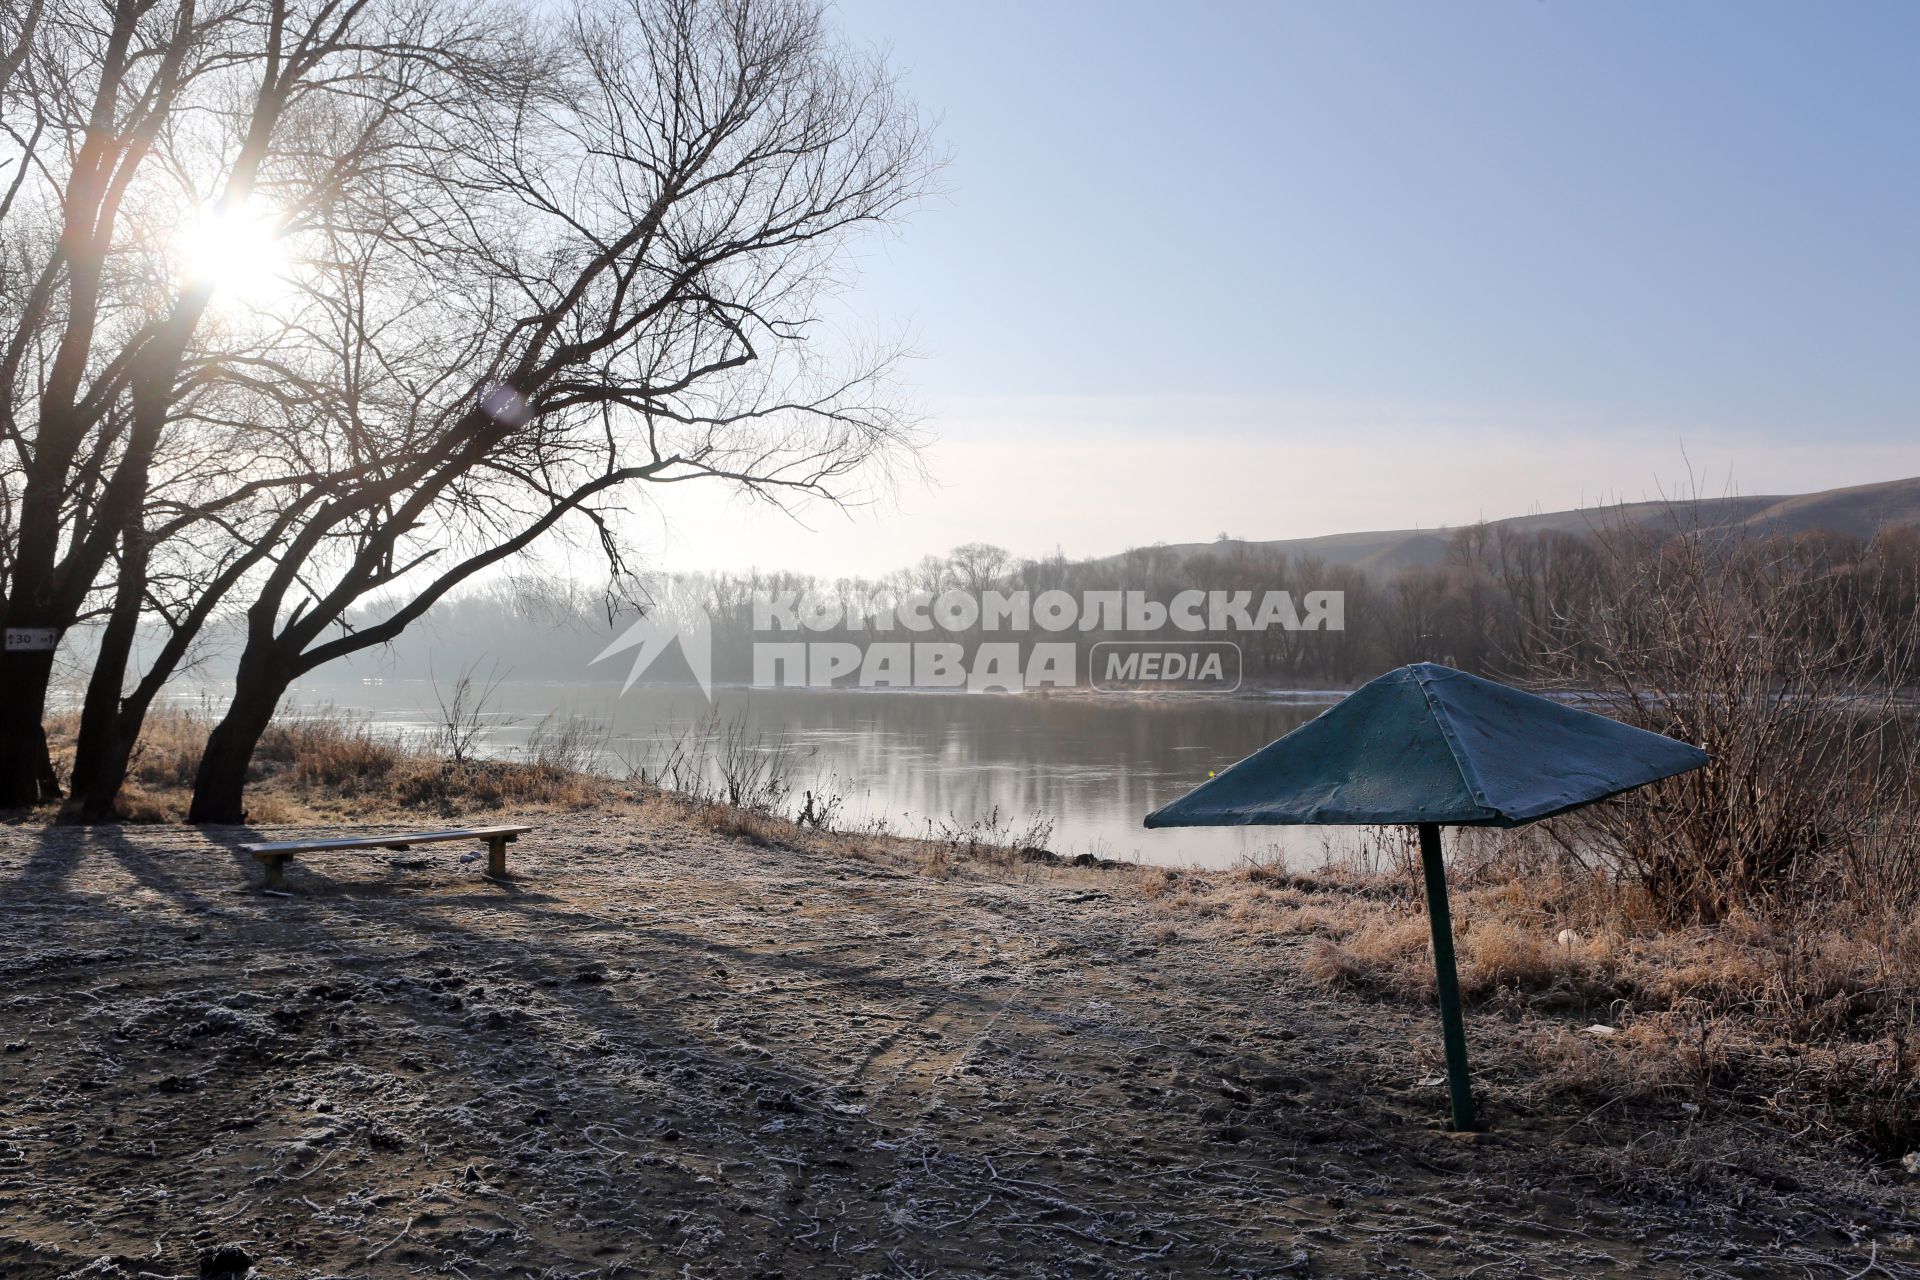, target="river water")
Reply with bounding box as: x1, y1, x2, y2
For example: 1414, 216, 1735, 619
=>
280, 680, 1391, 869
